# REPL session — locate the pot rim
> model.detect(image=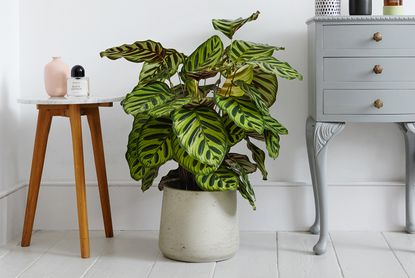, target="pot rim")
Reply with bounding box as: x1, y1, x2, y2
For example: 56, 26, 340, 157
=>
163, 184, 237, 194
